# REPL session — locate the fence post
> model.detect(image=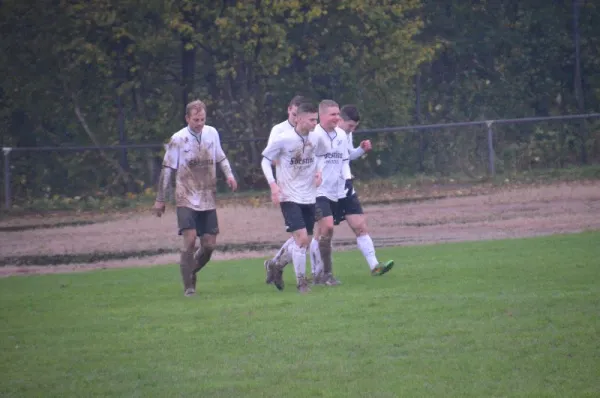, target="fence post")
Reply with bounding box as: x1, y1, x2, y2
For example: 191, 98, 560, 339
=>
485, 121, 496, 177
3, 147, 11, 210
